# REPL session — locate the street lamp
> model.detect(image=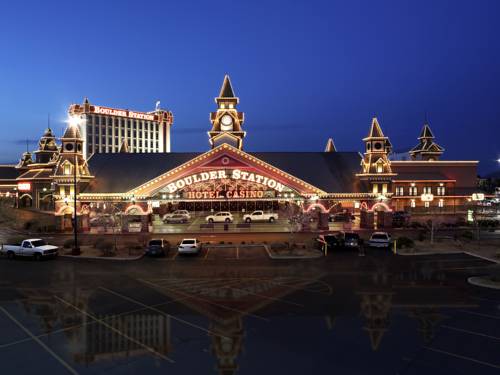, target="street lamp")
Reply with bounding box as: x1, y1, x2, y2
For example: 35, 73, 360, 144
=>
471, 193, 485, 245
421, 193, 435, 244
